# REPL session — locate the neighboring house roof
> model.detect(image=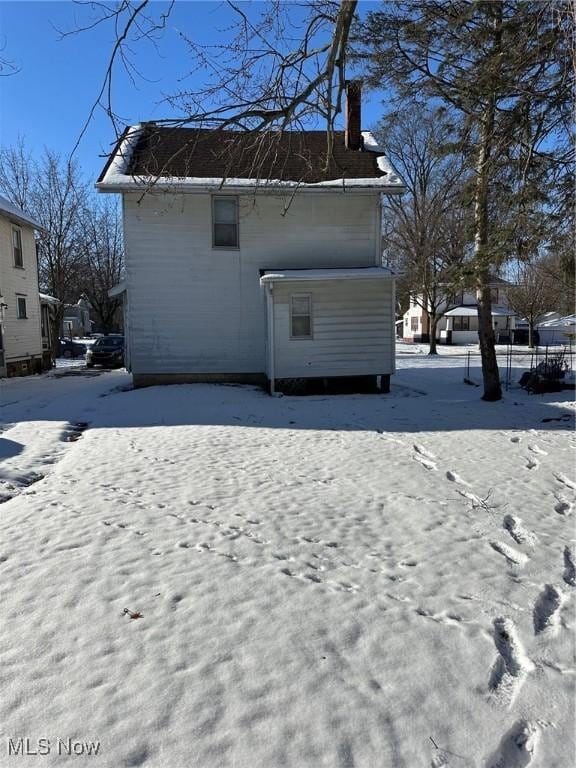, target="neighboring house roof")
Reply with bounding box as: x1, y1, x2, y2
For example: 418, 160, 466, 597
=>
537, 313, 576, 329
0, 194, 43, 230
261, 267, 394, 284
39, 293, 60, 306
108, 280, 127, 297
444, 305, 515, 317
96, 124, 405, 192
